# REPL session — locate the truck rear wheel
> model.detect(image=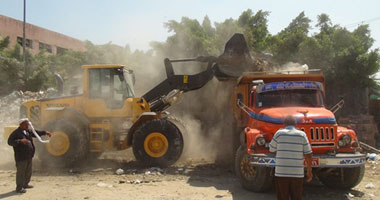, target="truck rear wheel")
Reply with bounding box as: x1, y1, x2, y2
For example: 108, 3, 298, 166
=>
235, 145, 272, 192
318, 166, 365, 189
132, 119, 183, 168
39, 119, 89, 167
